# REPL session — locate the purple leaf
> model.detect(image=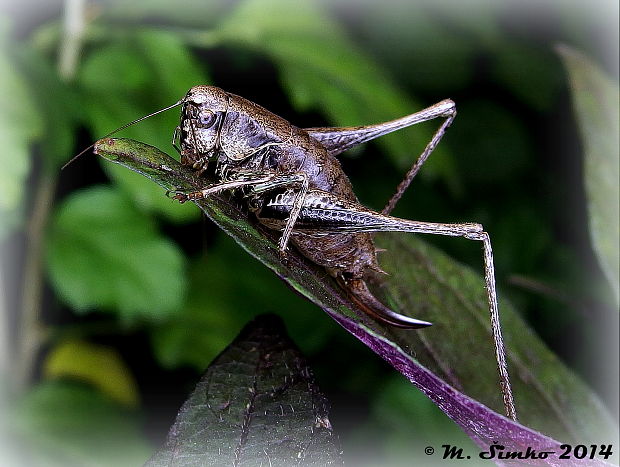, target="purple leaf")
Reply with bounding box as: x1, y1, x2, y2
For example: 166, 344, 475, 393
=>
95, 138, 618, 465
329, 310, 612, 466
